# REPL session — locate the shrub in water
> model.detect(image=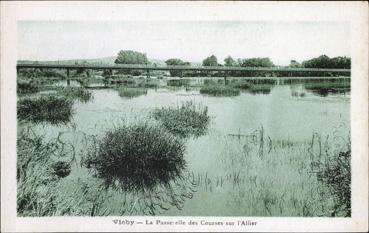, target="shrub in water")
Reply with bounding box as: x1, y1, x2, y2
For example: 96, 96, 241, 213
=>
58, 87, 92, 103
83, 123, 186, 192
117, 87, 147, 98
17, 95, 73, 125
230, 80, 252, 89
199, 85, 240, 97
152, 101, 210, 138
